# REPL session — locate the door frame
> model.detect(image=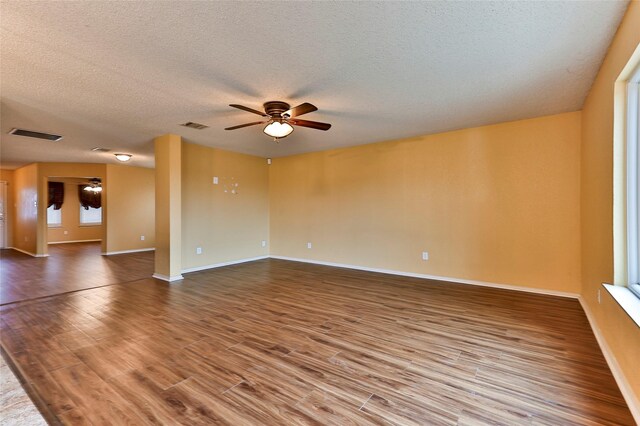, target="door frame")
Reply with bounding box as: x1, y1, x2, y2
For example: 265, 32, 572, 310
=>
0, 181, 8, 248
